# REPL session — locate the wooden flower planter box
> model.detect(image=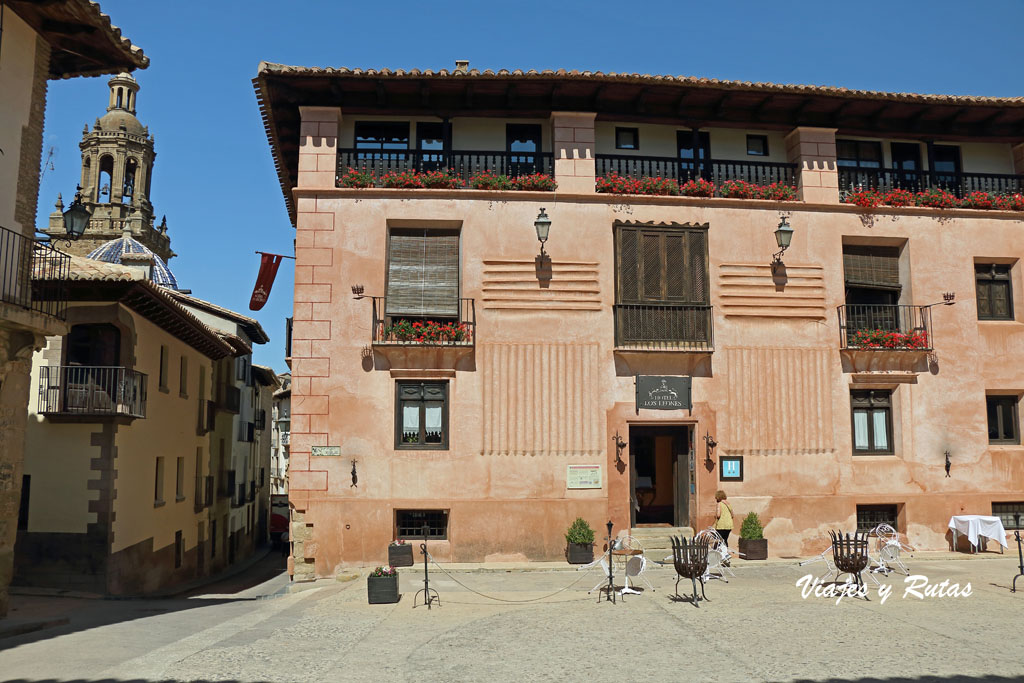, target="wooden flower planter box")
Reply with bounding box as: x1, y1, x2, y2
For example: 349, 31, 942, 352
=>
367, 573, 400, 604
566, 542, 594, 564
388, 543, 415, 567
739, 538, 768, 560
